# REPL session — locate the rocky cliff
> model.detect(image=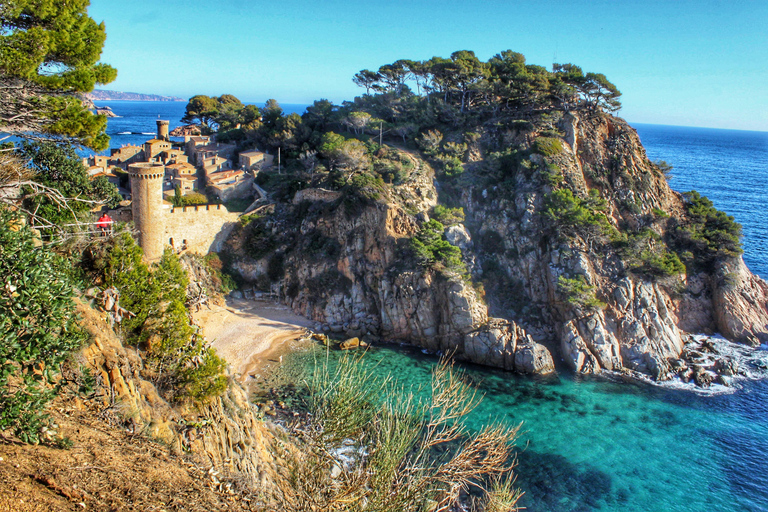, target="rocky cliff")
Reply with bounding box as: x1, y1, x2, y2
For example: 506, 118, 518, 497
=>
76, 299, 275, 489
225, 111, 768, 383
